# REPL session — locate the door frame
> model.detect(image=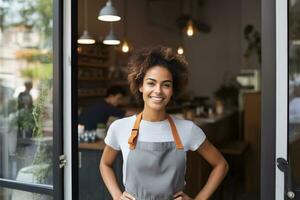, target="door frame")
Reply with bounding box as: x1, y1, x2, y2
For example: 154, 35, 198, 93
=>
261, 0, 290, 199
62, 0, 78, 199
70, 0, 79, 199
53, 0, 65, 198
261, 0, 276, 199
